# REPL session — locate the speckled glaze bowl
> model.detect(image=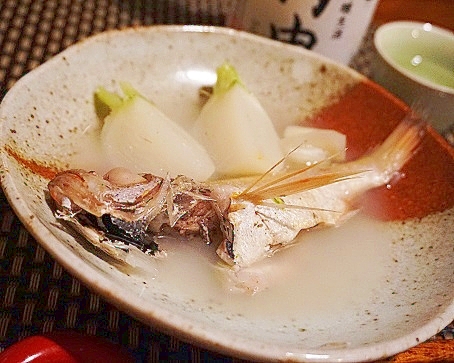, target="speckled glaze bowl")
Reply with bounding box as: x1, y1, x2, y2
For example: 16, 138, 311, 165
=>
1, 26, 453, 362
